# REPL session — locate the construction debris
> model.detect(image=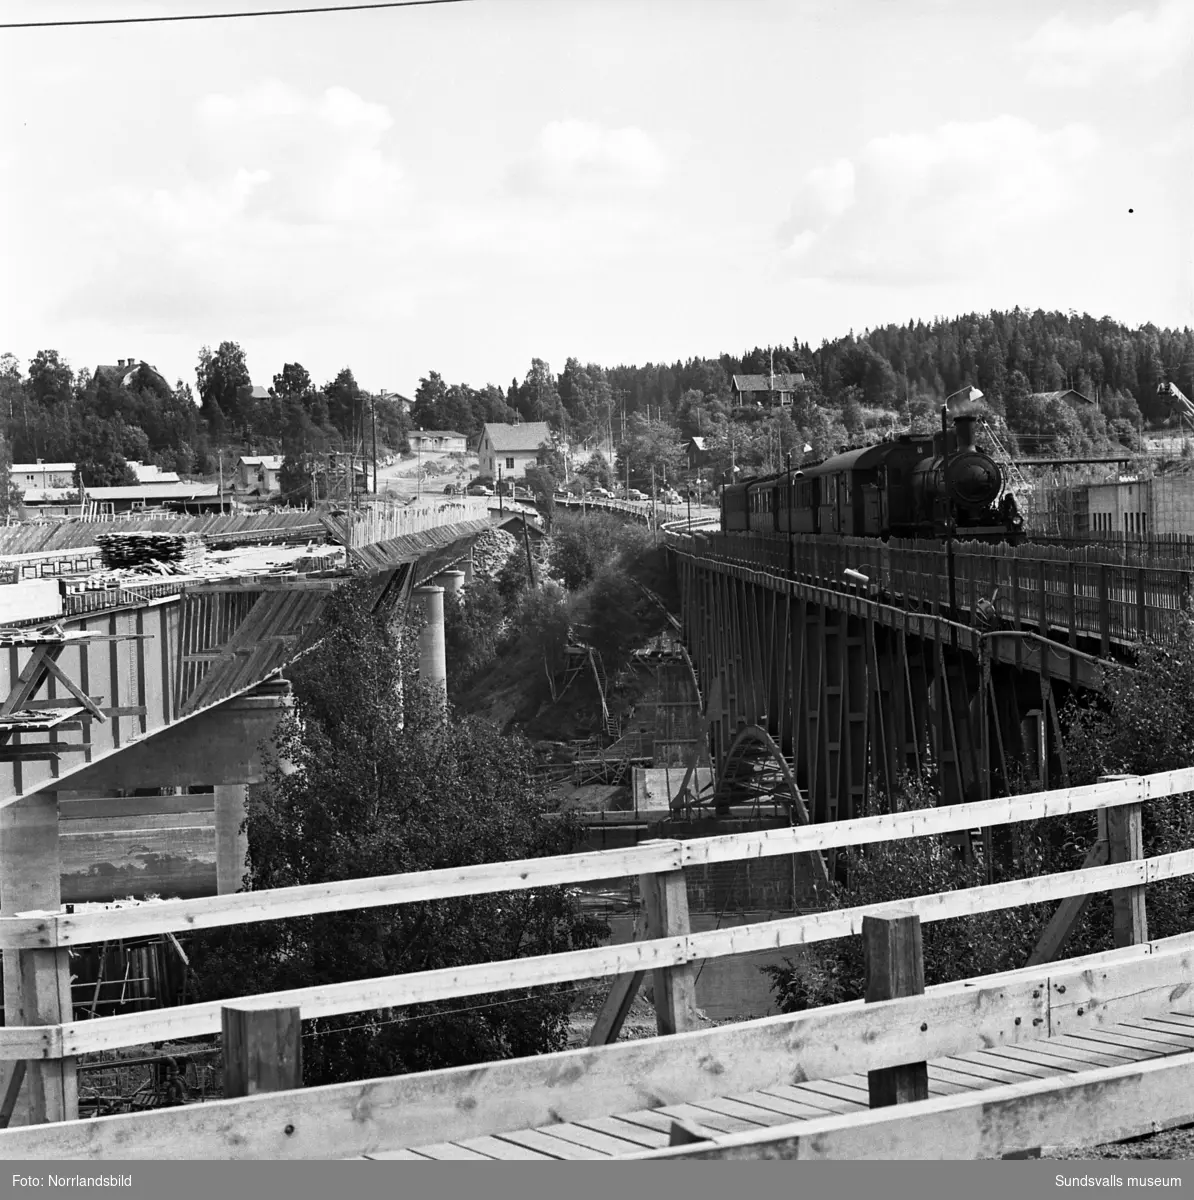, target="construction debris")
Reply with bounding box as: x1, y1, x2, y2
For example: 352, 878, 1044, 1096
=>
96, 532, 206, 573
